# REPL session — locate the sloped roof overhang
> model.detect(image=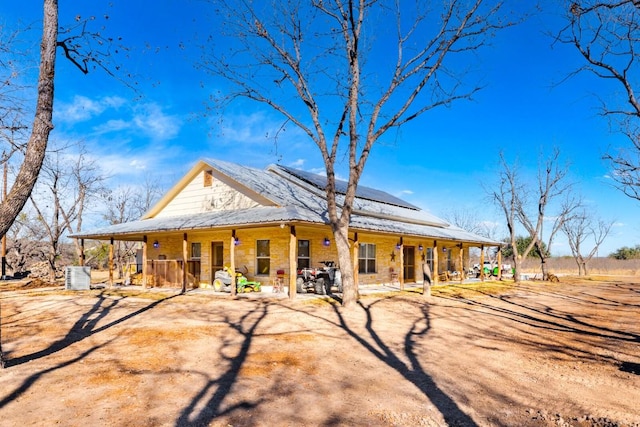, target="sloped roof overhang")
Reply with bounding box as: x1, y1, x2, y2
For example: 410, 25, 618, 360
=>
72, 206, 499, 247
